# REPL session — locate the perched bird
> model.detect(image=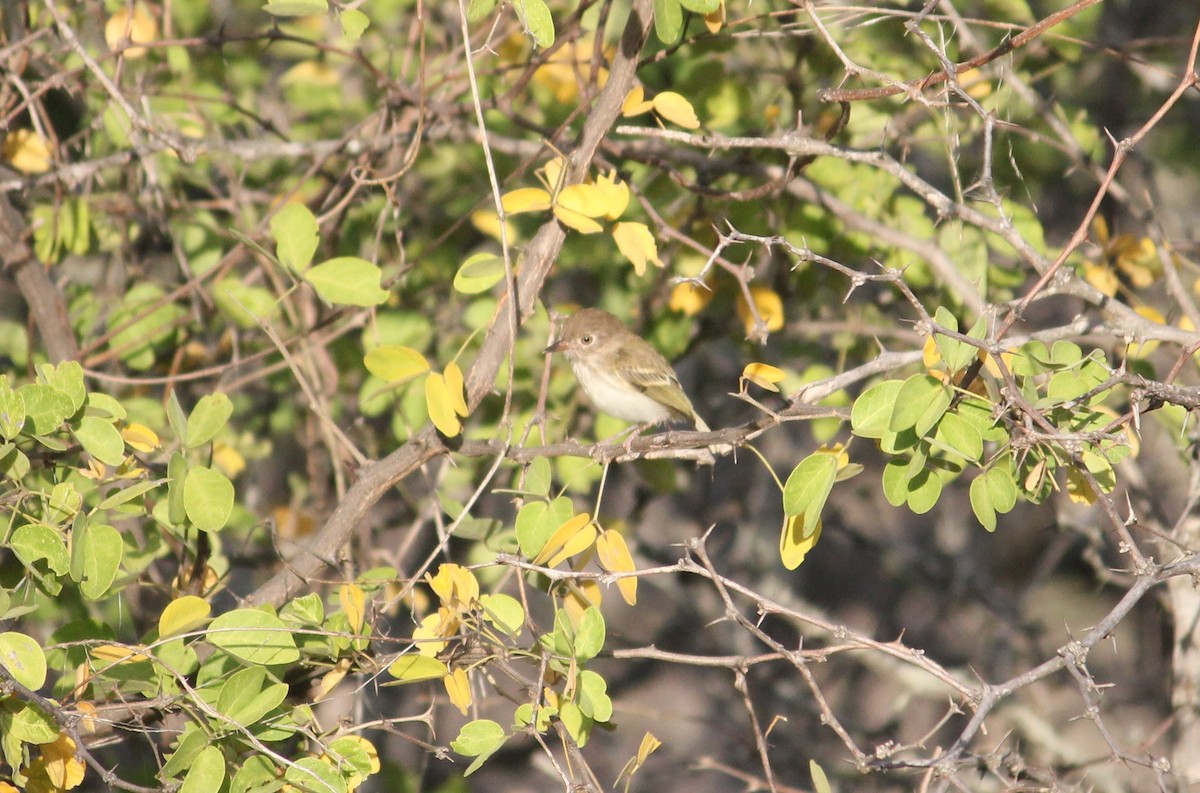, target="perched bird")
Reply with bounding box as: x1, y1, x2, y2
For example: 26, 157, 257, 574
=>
545, 308, 712, 432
